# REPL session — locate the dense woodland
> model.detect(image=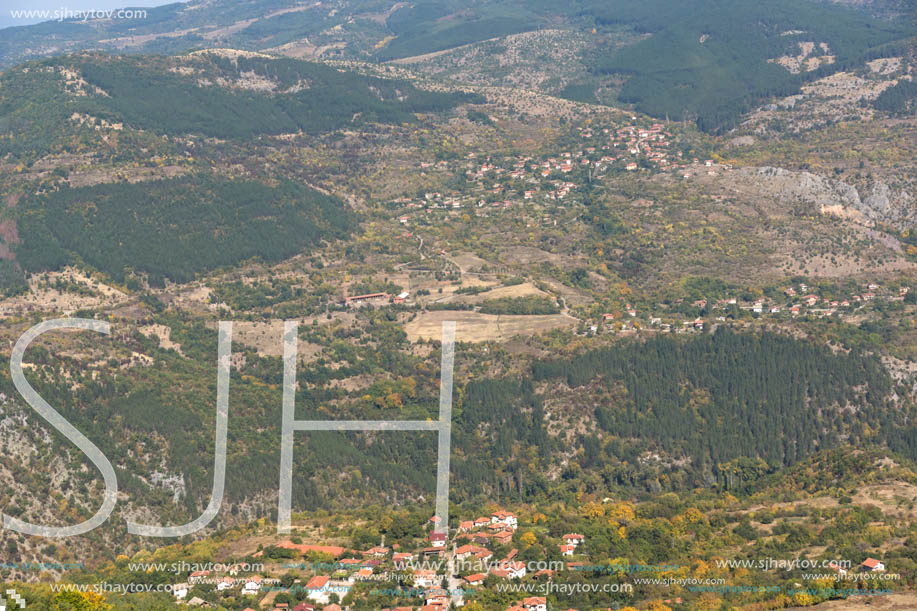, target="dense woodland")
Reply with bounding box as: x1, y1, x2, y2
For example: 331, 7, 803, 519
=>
74, 54, 479, 139
0, 52, 478, 159
374, 0, 540, 61
15, 175, 356, 285
534, 328, 913, 485
582, 0, 907, 131
874, 78, 917, 114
